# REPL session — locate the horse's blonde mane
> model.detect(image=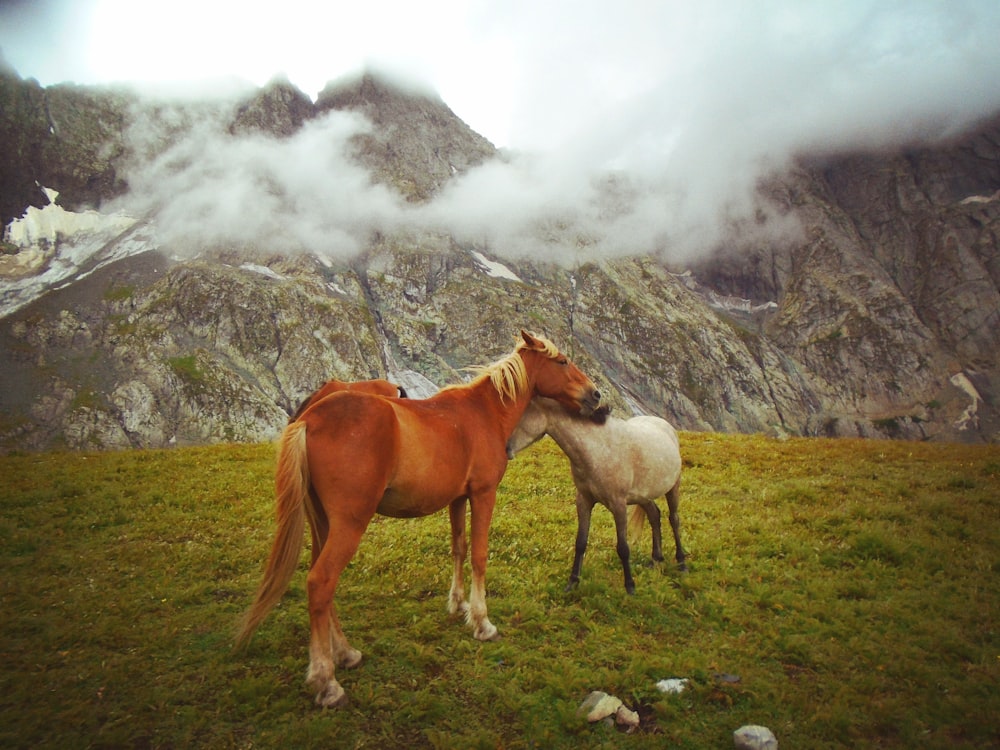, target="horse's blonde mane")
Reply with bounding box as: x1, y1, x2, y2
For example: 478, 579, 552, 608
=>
447, 333, 560, 403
